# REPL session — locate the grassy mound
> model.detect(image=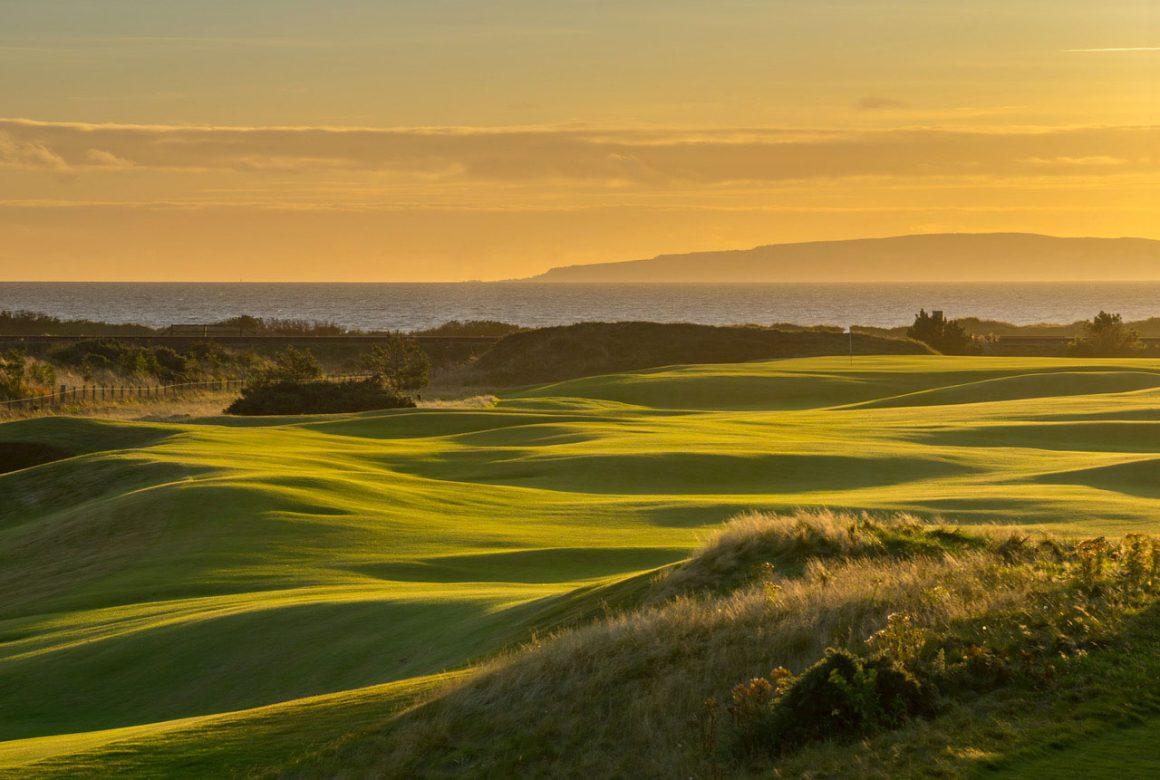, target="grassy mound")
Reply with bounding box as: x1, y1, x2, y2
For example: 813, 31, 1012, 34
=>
288, 512, 1160, 778
469, 321, 930, 385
